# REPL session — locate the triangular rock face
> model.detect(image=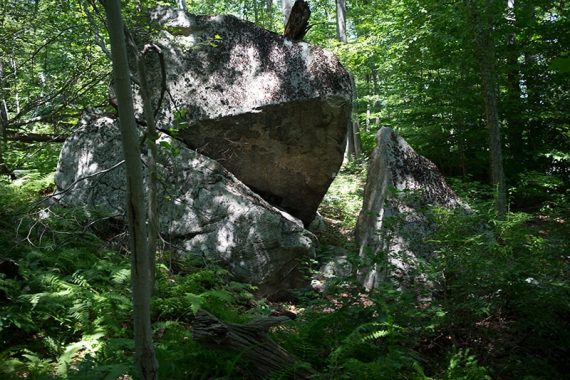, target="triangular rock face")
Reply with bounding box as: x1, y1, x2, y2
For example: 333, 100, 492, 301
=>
355, 127, 465, 290
54, 112, 317, 297
142, 7, 352, 225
